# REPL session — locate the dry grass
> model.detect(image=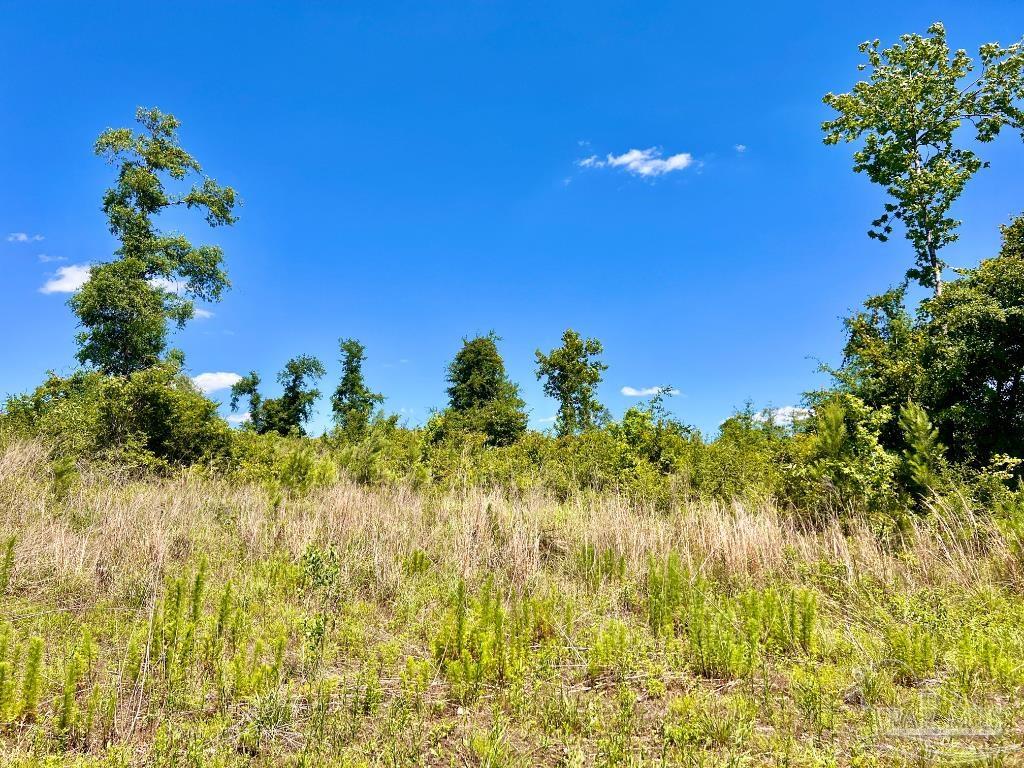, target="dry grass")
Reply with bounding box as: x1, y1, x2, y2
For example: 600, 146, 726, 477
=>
2, 438, 1023, 766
